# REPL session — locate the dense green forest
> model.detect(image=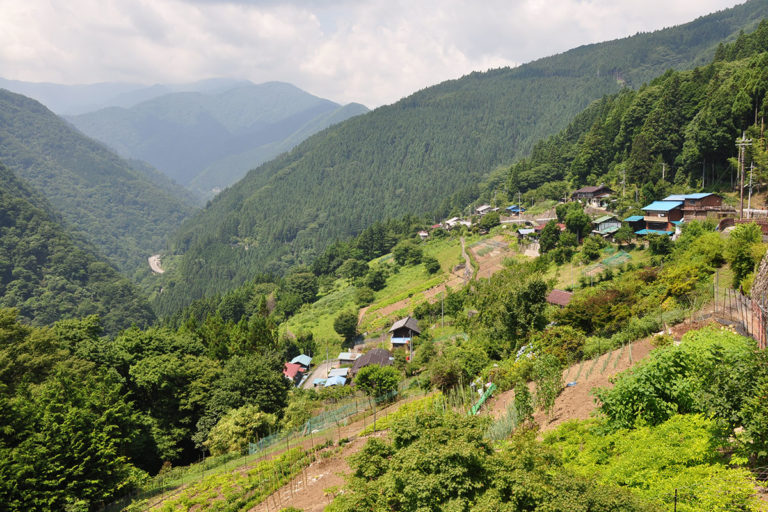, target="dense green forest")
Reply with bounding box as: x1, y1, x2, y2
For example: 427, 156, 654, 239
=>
0, 163, 155, 334
68, 82, 369, 196
147, 0, 768, 316
484, 19, 768, 206
0, 89, 196, 276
